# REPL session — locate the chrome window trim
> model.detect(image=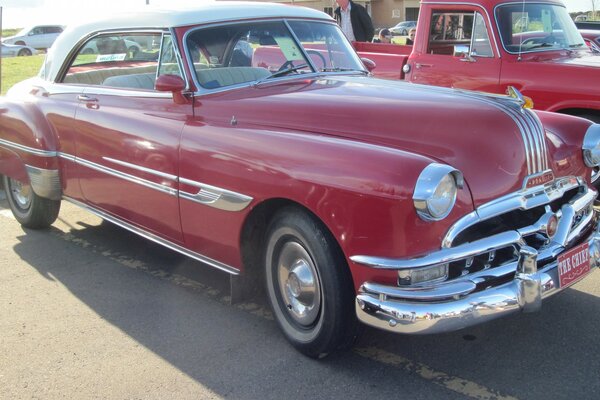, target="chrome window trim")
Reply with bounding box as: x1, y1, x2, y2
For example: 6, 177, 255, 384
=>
420, 1, 502, 57
182, 18, 366, 96
0, 138, 58, 157
81, 86, 173, 98
56, 28, 168, 85
492, 2, 583, 56
63, 196, 240, 275
179, 177, 253, 212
